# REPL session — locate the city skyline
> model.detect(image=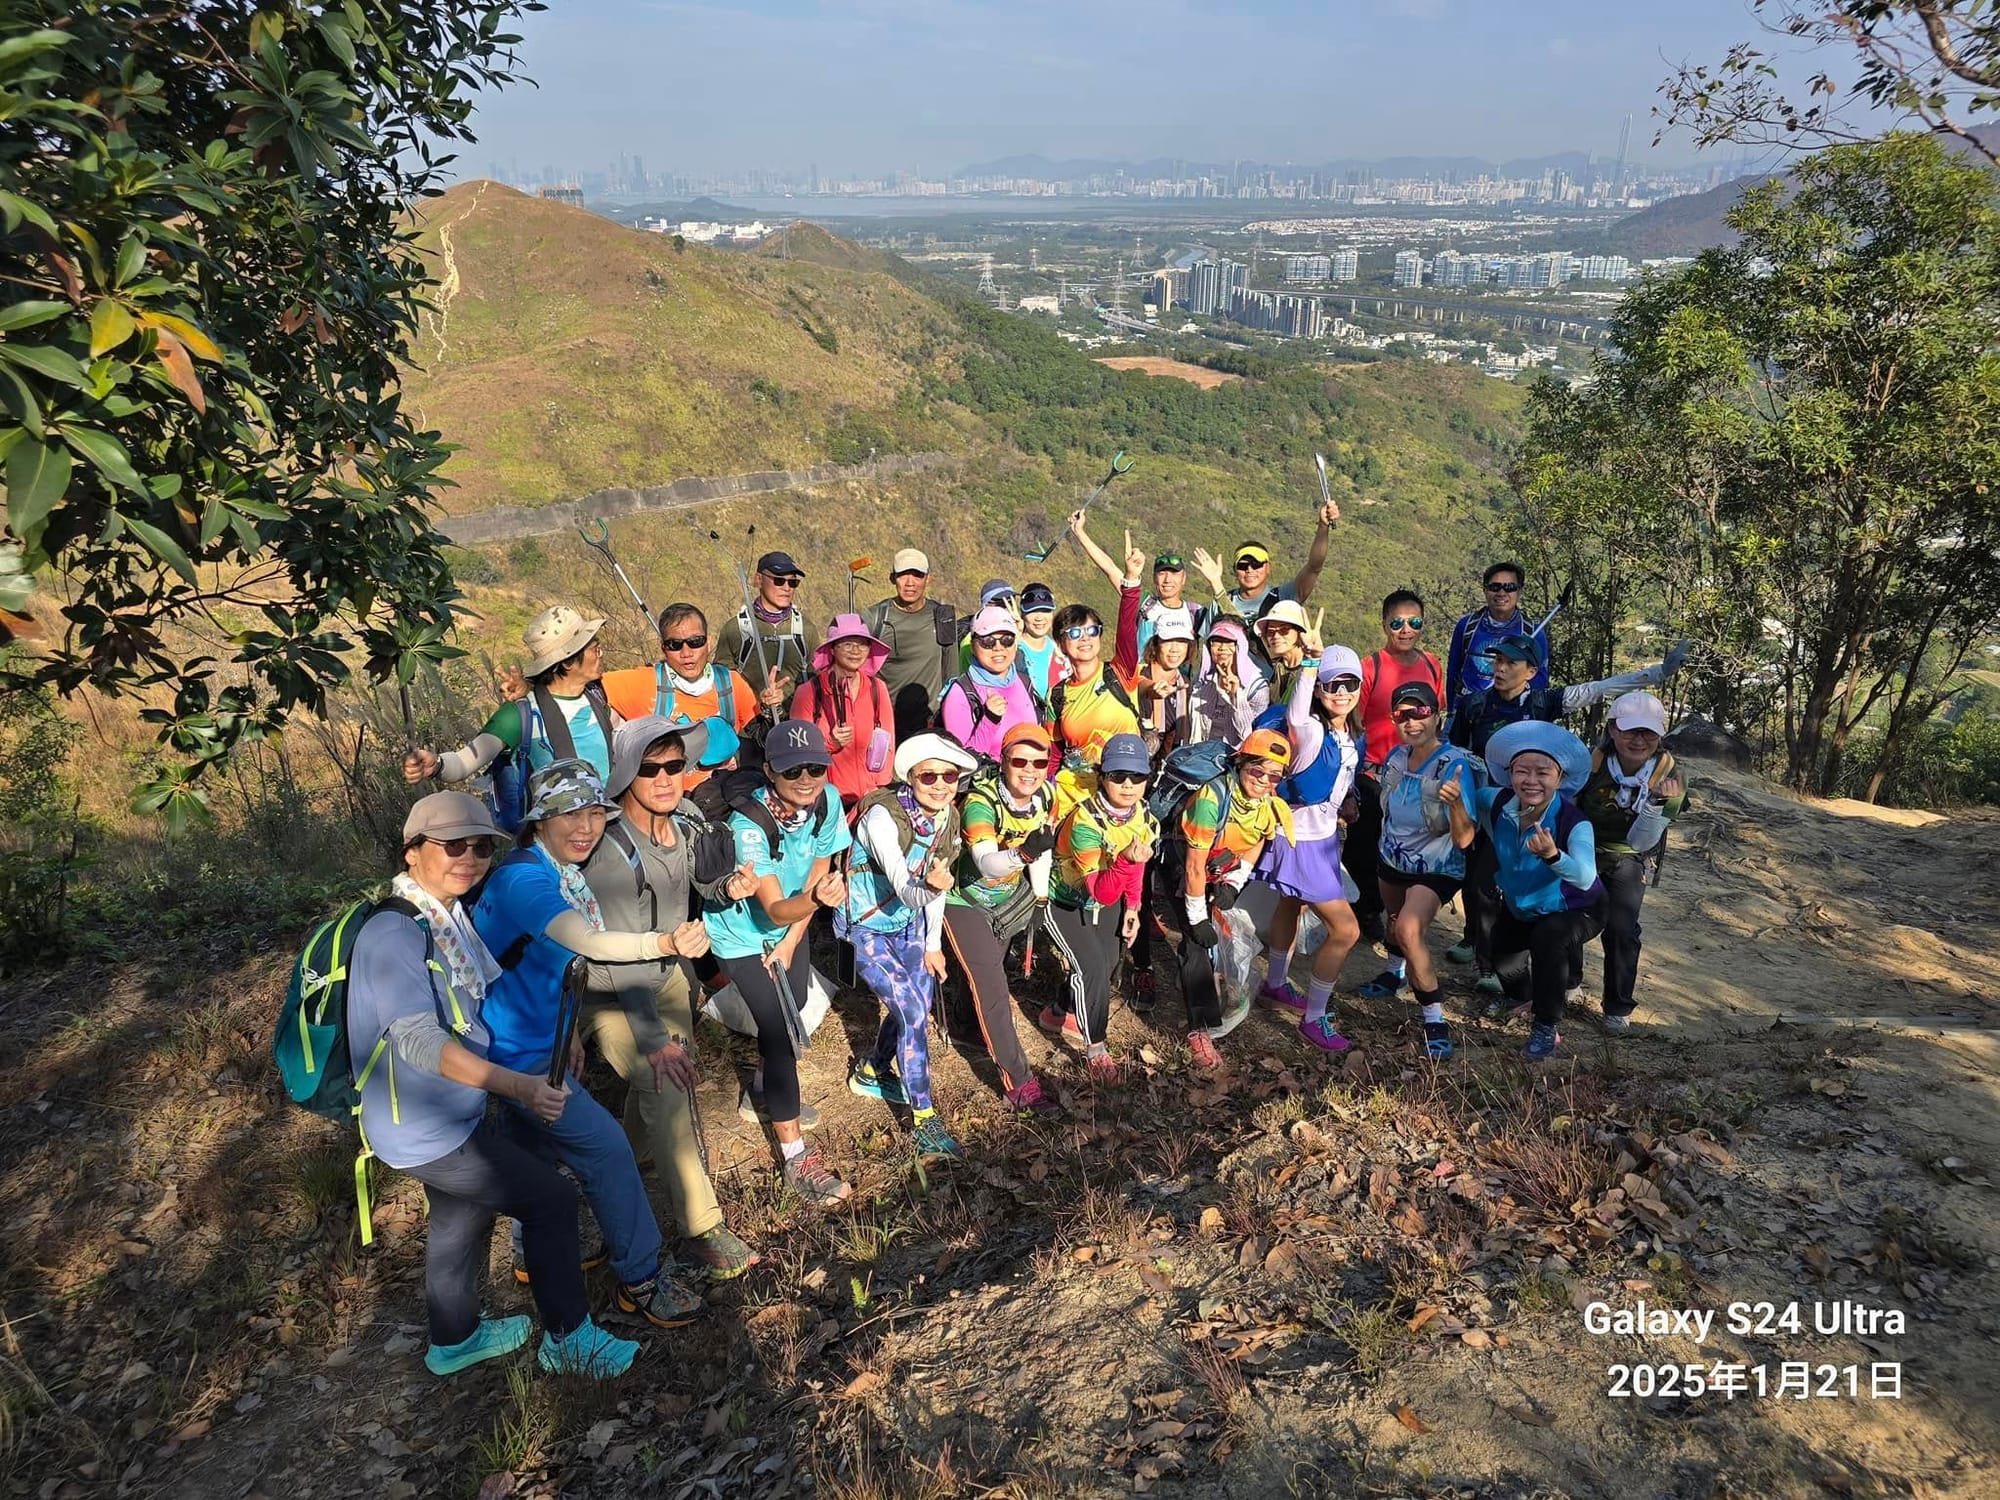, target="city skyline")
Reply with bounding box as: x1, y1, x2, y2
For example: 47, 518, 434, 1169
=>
462, 0, 1880, 182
